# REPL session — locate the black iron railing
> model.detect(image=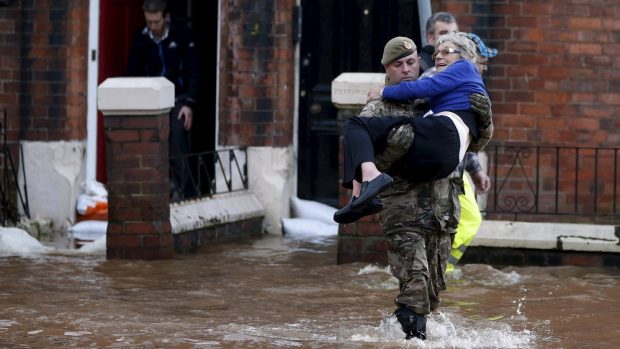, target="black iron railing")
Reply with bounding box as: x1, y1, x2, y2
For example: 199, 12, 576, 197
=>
0, 109, 30, 226
170, 147, 248, 203
482, 144, 620, 224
